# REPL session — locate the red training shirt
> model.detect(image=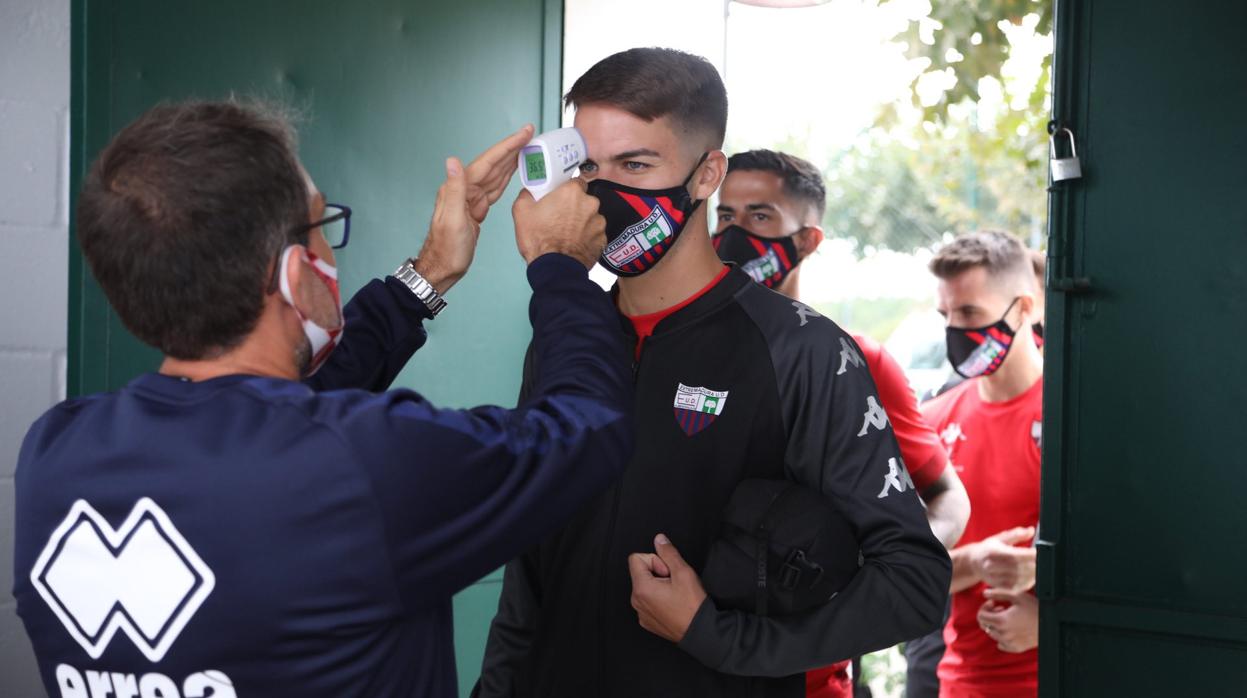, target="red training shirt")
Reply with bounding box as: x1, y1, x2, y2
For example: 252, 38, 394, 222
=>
921, 377, 1042, 698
